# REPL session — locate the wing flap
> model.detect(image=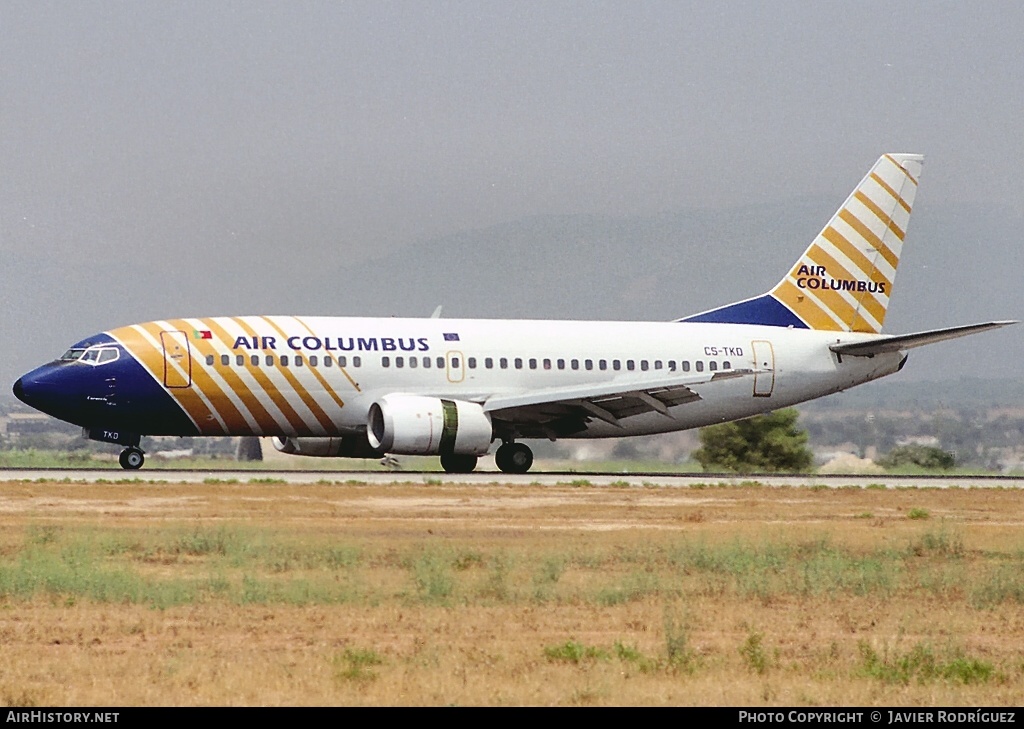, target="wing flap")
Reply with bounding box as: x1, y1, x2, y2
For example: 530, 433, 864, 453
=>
485, 368, 757, 436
